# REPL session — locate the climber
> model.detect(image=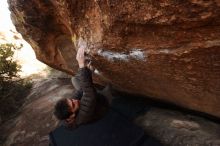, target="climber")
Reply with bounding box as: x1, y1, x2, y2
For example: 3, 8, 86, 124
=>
53, 47, 111, 128
51, 47, 163, 146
